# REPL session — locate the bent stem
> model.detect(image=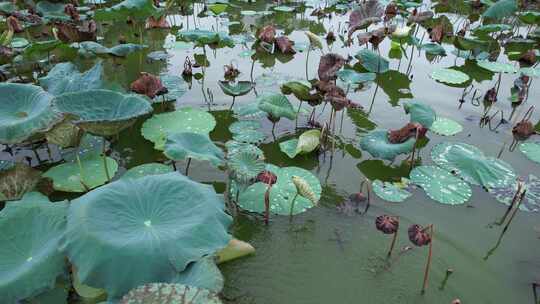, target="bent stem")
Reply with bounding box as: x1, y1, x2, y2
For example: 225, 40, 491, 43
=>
102, 137, 110, 181
289, 193, 299, 219
229, 96, 236, 110
421, 224, 434, 295
387, 229, 398, 258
